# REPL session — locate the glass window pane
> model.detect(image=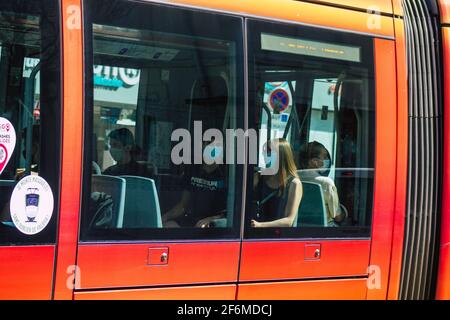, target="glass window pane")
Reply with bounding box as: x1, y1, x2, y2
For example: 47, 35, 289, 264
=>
81, 0, 244, 241
246, 19, 375, 239
0, 0, 61, 245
